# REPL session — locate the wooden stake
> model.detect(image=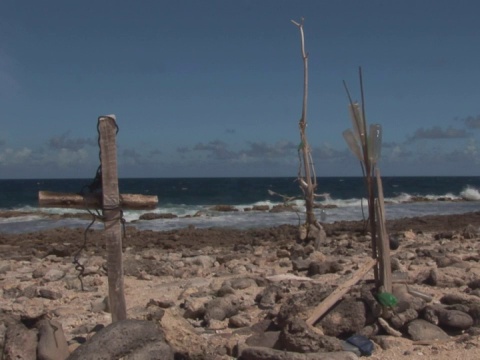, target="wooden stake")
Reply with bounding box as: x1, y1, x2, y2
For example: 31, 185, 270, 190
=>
306, 257, 377, 326
375, 169, 392, 293
98, 115, 127, 322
